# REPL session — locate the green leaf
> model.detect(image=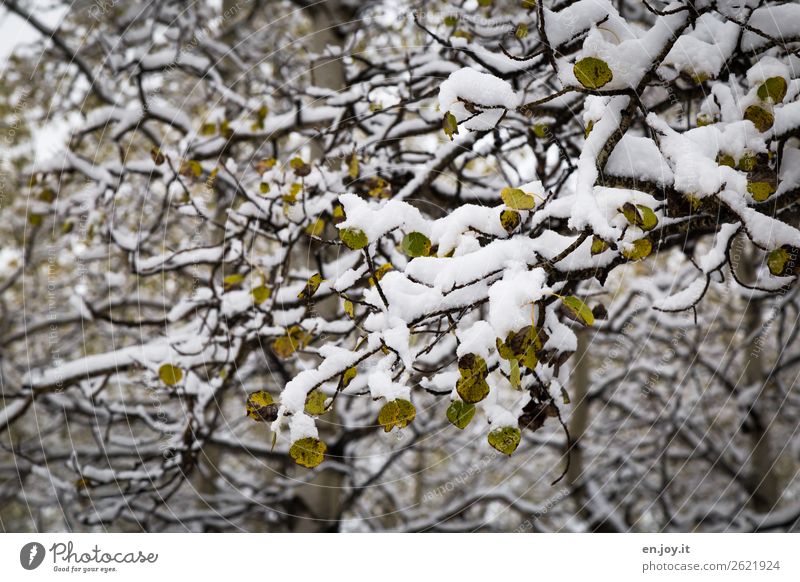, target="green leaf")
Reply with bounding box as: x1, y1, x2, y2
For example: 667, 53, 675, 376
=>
591, 236, 609, 255
757, 76, 787, 104
747, 181, 775, 202
443, 112, 459, 140
401, 232, 432, 257
562, 296, 594, 326
259, 182, 270, 195
251, 285, 271, 305
290, 437, 326, 468
246, 390, 278, 422
622, 238, 652, 261
501, 187, 535, 210
377, 399, 416, 432
744, 105, 774, 133
446, 400, 476, 429
500, 209, 521, 234
298, 273, 323, 300
158, 364, 183, 386
573, 57, 613, 90
340, 228, 369, 250
488, 426, 521, 455
305, 390, 328, 415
